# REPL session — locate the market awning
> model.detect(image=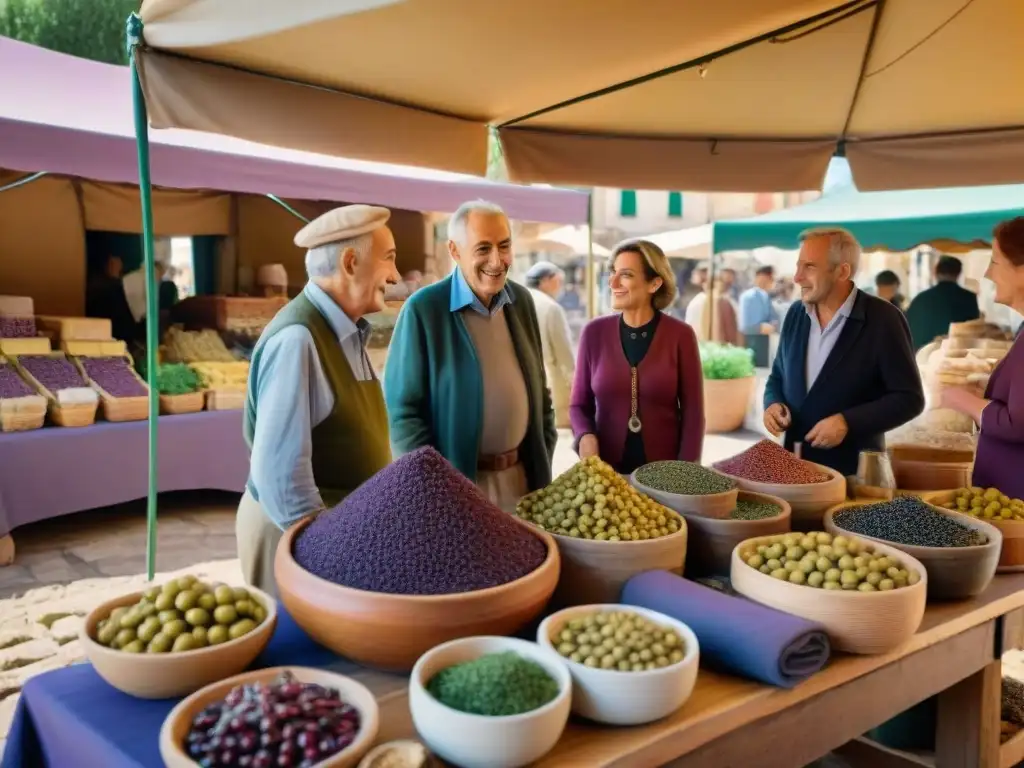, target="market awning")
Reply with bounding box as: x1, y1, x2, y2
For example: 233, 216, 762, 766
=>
0, 37, 590, 224
133, 0, 1024, 191
713, 160, 1024, 254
